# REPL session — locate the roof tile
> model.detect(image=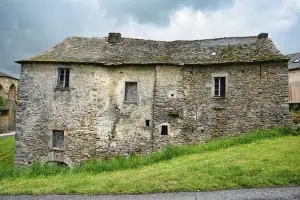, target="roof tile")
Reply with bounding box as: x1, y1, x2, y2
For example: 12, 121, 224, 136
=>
16, 34, 288, 65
